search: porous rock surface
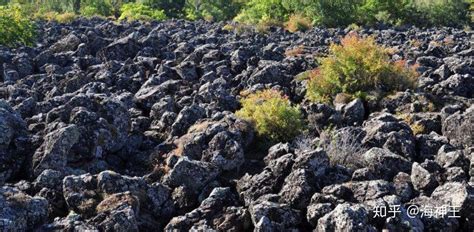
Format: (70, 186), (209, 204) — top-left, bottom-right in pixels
(0, 18), (473, 231)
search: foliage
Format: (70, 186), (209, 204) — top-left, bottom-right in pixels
(119, 2), (166, 21)
(80, 0), (113, 17)
(306, 33), (418, 103)
(55, 12), (78, 23)
(285, 13), (312, 32)
(413, 0), (470, 27)
(34, 10), (78, 23)
(139, 0), (185, 18)
(357, 0), (413, 25)
(184, 0), (243, 21)
(234, 0), (288, 24)
(1, 0), (471, 27)
(0, 4), (36, 47)
(236, 89), (303, 143)
(286, 0), (362, 27)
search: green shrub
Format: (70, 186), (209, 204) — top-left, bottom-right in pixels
(285, 13), (312, 32)
(288, 0), (470, 27)
(234, 0), (288, 24)
(357, 0), (413, 25)
(0, 4), (36, 47)
(306, 33), (418, 103)
(236, 89), (303, 143)
(119, 2), (166, 21)
(413, 0), (470, 27)
(184, 0), (243, 21)
(139, 0), (185, 18)
(35, 11), (78, 23)
(80, 0), (113, 17)
(55, 12), (78, 23)
(283, 0), (362, 27)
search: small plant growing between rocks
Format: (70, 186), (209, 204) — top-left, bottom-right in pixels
(236, 89), (303, 144)
(285, 14), (312, 32)
(320, 127), (368, 169)
(285, 45), (306, 57)
(410, 122), (425, 135)
(306, 33), (418, 104)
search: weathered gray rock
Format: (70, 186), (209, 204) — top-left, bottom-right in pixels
(0, 186), (49, 231)
(165, 187), (249, 231)
(411, 162), (438, 193)
(249, 199), (302, 231)
(442, 105), (473, 148)
(279, 149), (329, 209)
(316, 203), (375, 232)
(361, 148), (411, 180)
(163, 157), (219, 193)
(50, 33), (82, 53)
(0, 100), (29, 184)
(341, 98), (365, 126)
(33, 124), (80, 176)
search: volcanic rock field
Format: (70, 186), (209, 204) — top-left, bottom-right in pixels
(0, 18), (473, 231)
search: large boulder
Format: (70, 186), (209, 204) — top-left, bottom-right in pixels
(0, 100), (29, 184)
(32, 124), (80, 176)
(316, 203), (375, 232)
(442, 105), (473, 148)
(0, 186), (49, 231)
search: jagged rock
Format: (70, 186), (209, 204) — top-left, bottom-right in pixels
(316, 203), (375, 232)
(416, 132), (449, 161)
(249, 198), (302, 231)
(393, 172), (414, 202)
(361, 148), (411, 180)
(163, 157), (219, 194)
(442, 105), (473, 148)
(340, 98), (365, 126)
(0, 100), (29, 184)
(62, 173), (100, 217)
(175, 61), (199, 81)
(165, 187), (249, 231)
(39, 212), (98, 231)
(170, 105), (206, 136)
(202, 131), (244, 171)
(0, 186), (49, 231)
(411, 162), (438, 193)
(279, 149), (329, 209)
(32, 124), (80, 176)
(435, 145), (470, 170)
(50, 33), (82, 53)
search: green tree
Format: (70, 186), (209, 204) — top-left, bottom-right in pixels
(138, 0), (185, 18)
(234, 0), (288, 24)
(185, 0), (243, 21)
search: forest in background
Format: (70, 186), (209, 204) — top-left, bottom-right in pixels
(0, 0), (473, 47)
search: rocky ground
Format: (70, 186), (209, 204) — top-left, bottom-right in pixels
(0, 18), (473, 231)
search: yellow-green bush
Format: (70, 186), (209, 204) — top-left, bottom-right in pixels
(306, 33), (418, 103)
(55, 12), (78, 23)
(0, 4), (36, 47)
(236, 89), (303, 143)
(119, 3), (166, 21)
(285, 13), (312, 32)
(34, 11), (78, 23)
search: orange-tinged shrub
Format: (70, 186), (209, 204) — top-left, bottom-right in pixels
(306, 33), (418, 103)
(285, 14), (312, 32)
